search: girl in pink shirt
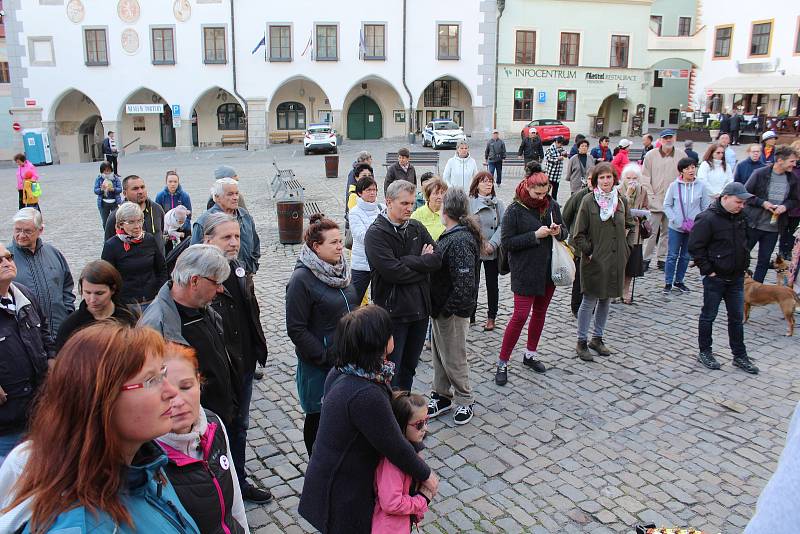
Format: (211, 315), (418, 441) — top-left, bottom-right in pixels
(14, 153), (40, 210)
(372, 392), (431, 533)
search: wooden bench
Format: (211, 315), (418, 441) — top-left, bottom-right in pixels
(383, 151), (440, 174)
(483, 156), (527, 168)
(269, 130), (304, 144)
(221, 133), (246, 146)
(270, 162), (304, 200)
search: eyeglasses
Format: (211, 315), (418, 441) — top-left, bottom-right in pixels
(0, 252), (14, 263)
(408, 416), (429, 431)
(480, 177), (494, 183)
(122, 218), (144, 225)
(120, 365), (168, 392)
(12, 228), (37, 236)
(202, 276), (223, 286)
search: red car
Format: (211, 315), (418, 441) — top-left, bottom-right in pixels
(520, 119), (571, 144)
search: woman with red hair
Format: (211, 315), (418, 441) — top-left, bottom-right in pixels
(494, 162), (567, 386)
(0, 323), (199, 534)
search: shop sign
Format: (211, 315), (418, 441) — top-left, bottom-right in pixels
(538, 91), (546, 103)
(558, 91), (567, 102)
(514, 89), (525, 99)
(585, 72), (639, 82)
(618, 87), (628, 99)
(126, 103), (164, 114)
(504, 67), (577, 79)
(658, 69), (690, 79)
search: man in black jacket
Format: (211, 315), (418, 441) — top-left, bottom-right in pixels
(365, 180), (441, 390)
(688, 182), (758, 374)
(203, 213), (272, 504)
(484, 129), (507, 185)
(104, 175), (165, 253)
(383, 147), (417, 194)
(0, 243), (55, 462)
(518, 128), (544, 164)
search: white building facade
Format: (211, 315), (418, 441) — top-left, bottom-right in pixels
(495, 0), (704, 140)
(4, 0), (496, 163)
(694, 0), (800, 118)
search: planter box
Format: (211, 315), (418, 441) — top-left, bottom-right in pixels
(677, 129), (710, 142)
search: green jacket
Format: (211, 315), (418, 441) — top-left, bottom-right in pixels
(572, 193), (634, 299)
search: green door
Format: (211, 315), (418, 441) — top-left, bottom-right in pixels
(347, 95), (382, 140)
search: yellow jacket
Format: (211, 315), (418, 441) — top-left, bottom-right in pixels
(411, 204), (445, 241)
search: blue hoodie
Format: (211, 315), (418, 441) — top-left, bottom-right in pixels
(155, 185), (193, 232)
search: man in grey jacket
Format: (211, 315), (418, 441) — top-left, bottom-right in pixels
(9, 208), (74, 338)
(484, 129), (507, 186)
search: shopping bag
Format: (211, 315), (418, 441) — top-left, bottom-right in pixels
(551, 238), (575, 286)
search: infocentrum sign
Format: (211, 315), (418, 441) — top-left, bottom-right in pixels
(503, 67), (639, 82)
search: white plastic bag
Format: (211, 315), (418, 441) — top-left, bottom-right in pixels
(551, 238), (575, 286)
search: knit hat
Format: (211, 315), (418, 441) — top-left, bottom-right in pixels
(214, 165), (237, 180)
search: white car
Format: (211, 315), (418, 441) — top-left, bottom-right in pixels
(422, 119), (466, 149)
(303, 124), (338, 155)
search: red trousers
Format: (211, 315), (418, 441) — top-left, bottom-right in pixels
(499, 285), (556, 362)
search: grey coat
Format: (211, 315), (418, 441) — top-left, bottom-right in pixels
(565, 153), (597, 194)
(470, 196), (506, 260)
(9, 239), (75, 338)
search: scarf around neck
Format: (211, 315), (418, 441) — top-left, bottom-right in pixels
(116, 229), (144, 252)
(593, 186), (620, 222)
(157, 407), (209, 458)
(337, 360), (396, 386)
(515, 173), (551, 212)
(299, 243), (351, 288)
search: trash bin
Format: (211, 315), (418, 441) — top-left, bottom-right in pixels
(324, 154), (339, 178)
(276, 200), (303, 245)
(407, 133), (416, 145)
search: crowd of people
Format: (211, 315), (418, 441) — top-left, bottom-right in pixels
(0, 125), (799, 532)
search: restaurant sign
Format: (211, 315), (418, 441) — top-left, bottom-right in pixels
(504, 67), (639, 83)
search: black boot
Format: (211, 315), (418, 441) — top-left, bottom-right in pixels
(733, 356), (759, 375)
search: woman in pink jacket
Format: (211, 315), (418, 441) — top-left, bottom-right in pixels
(14, 153), (39, 210)
(372, 392), (432, 533)
(611, 139), (632, 177)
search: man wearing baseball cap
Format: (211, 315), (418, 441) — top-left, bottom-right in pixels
(688, 181), (758, 374)
(640, 129), (686, 271)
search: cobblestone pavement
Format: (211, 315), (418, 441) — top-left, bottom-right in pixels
(2, 139), (796, 534)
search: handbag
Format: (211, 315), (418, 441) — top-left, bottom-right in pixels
(497, 244), (510, 275)
(344, 227), (353, 250)
(551, 238), (576, 286)
(639, 218), (652, 240)
(677, 184), (694, 233)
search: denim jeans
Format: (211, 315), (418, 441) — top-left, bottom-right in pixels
(576, 295), (610, 342)
(231, 368), (255, 484)
(389, 318), (428, 390)
(99, 202), (116, 229)
(351, 269), (371, 305)
(747, 228), (780, 283)
(698, 274), (746, 359)
(0, 432), (23, 468)
(488, 161), (504, 185)
(665, 228), (691, 285)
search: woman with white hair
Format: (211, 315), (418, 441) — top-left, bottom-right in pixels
(619, 163), (651, 304)
(442, 141), (478, 190)
(101, 201), (167, 310)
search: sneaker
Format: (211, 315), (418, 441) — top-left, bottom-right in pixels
(733, 356), (759, 375)
(494, 362), (508, 386)
(453, 404), (474, 425)
(523, 356), (547, 373)
(673, 282), (690, 293)
(657, 260), (666, 271)
(698, 350), (721, 370)
(588, 337), (611, 356)
(576, 340), (594, 361)
(663, 284), (673, 295)
(428, 392), (452, 417)
(241, 482), (273, 504)
(254, 369), (264, 380)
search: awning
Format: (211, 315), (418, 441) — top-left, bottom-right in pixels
(707, 75), (800, 95)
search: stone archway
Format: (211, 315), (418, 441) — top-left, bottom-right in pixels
(596, 94), (633, 137)
(416, 76), (474, 135)
(118, 88), (174, 153)
(268, 77), (332, 144)
(342, 77), (405, 140)
(190, 87), (246, 147)
(50, 89), (103, 163)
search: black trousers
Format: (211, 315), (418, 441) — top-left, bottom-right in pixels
(473, 258), (500, 321)
(730, 129), (740, 145)
(571, 256), (582, 316)
(105, 154), (119, 175)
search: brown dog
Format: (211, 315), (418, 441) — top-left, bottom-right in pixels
(774, 255), (791, 288)
(744, 273), (797, 336)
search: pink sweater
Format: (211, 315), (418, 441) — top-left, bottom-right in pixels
(372, 457), (428, 533)
(16, 161), (39, 190)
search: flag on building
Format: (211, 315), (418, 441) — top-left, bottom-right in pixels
(301, 31), (314, 59)
(251, 35), (266, 55)
(358, 29), (366, 59)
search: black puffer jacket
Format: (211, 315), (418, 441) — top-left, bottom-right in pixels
(688, 199), (750, 278)
(501, 199), (568, 297)
(518, 136), (544, 161)
(365, 214), (441, 323)
(430, 225), (479, 318)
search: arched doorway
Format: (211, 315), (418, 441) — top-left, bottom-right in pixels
(347, 95), (382, 140)
(416, 77), (473, 135)
(269, 77), (332, 144)
(596, 94), (632, 136)
(190, 87), (246, 147)
(50, 89), (103, 163)
(118, 88), (173, 153)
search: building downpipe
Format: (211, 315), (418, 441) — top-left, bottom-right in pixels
(492, 0), (505, 129)
(230, 0), (249, 150)
(402, 0), (415, 143)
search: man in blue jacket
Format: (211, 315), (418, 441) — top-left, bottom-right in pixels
(733, 144), (765, 184)
(590, 136), (613, 162)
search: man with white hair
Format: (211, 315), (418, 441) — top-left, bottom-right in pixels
(192, 178), (261, 274)
(206, 165), (247, 210)
(139, 244), (240, 430)
(8, 208), (75, 336)
(203, 213), (272, 504)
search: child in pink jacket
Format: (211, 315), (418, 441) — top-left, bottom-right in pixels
(14, 153), (39, 210)
(372, 392), (431, 533)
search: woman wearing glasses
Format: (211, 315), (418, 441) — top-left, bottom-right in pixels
(299, 305), (438, 534)
(157, 343), (248, 534)
(0, 324), (200, 533)
(101, 201), (168, 312)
